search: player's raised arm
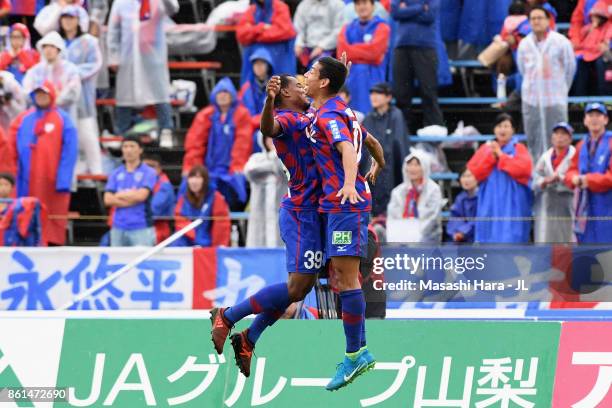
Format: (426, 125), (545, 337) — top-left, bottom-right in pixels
(260, 76), (282, 138)
(363, 132), (385, 185)
(336, 141), (365, 205)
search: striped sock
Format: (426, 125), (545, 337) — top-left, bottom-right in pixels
(340, 289), (365, 354)
(247, 310), (283, 345)
(224, 283), (289, 325)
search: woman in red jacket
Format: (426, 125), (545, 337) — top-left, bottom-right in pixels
(236, 0), (296, 83)
(0, 24), (40, 84)
(573, 1), (612, 96)
(467, 113), (533, 243)
(569, 0), (612, 46)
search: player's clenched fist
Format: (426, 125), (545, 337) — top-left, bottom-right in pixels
(266, 76), (281, 98)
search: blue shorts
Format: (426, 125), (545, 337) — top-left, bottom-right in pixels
(279, 207), (326, 273)
(325, 212), (369, 258)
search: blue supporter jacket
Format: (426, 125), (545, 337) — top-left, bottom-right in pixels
(0, 197), (44, 246)
(569, 131), (612, 243)
(338, 16), (390, 113)
(237, 0), (296, 84)
(390, 0), (439, 49)
(468, 138), (533, 243)
(458, 0), (512, 47)
(446, 190), (478, 243)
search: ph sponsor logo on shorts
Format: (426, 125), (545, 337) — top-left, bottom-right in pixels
(332, 231), (352, 246)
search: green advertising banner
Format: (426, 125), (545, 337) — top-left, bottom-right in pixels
(0, 319), (562, 407)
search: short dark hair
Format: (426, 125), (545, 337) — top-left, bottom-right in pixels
(339, 85), (350, 97)
(528, 5), (550, 19)
(509, 1), (527, 15)
(493, 113), (515, 129)
(274, 74), (292, 108)
(143, 153), (162, 164)
(317, 57), (348, 95)
(354, 0), (375, 5)
(122, 135), (143, 148)
(0, 172), (15, 186)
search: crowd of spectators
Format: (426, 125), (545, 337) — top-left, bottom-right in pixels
(0, 0), (609, 247)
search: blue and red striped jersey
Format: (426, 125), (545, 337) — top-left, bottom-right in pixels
(273, 109), (322, 210)
(307, 96), (371, 213)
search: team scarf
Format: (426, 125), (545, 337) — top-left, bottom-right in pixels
(403, 184), (421, 218)
(140, 0), (151, 21)
(551, 147), (569, 170)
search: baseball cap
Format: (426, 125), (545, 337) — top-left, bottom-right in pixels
(33, 84), (52, 94)
(369, 83), (393, 95)
(552, 122), (574, 135)
(585, 102), (608, 116)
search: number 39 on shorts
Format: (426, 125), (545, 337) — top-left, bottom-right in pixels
(303, 250), (324, 270)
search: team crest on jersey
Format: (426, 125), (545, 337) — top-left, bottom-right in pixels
(329, 120), (341, 140)
(332, 231), (352, 245)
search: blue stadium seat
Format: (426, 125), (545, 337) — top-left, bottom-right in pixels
(410, 133), (588, 143)
(412, 96), (612, 105)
